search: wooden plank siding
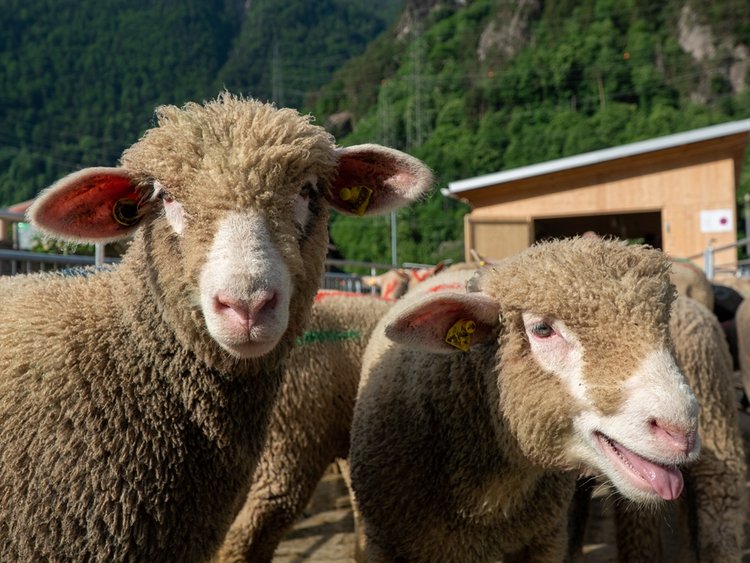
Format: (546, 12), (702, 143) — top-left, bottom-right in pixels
(449, 127), (749, 269)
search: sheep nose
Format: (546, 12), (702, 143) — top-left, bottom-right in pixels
(650, 419), (696, 455)
(214, 291), (279, 328)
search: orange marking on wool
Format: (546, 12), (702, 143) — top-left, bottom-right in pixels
(382, 279), (400, 299)
(426, 283), (464, 293)
(410, 269), (432, 283)
(315, 290), (394, 303)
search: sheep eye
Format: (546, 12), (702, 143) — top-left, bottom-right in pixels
(530, 322), (554, 338)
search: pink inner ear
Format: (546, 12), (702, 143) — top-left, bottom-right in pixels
(328, 154), (390, 214)
(326, 145), (431, 216)
(386, 293), (500, 353)
(32, 172), (143, 241)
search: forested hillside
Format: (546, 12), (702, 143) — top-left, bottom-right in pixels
(314, 0), (750, 265)
(0, 0), (401, 204)
(3, 0), (750, 266)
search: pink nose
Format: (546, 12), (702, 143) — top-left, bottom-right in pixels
(214, 291), (278, 328)
(650, 419), (696, 455)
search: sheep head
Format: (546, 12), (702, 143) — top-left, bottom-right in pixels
(28, 93), (433, 361)
(384, 237), (700, 505)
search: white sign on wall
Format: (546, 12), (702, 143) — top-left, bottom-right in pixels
(700, 209), (734, 233)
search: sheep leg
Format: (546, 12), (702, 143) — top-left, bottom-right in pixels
(217, 399), (351, 562)
(565, 476), (595, 563)
(336, 459), (369, 563)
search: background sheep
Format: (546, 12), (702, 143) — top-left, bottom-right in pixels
(217, 290), (394, 562)
(349, 237), (700, 562)
(735, 297), (750, 414)
(0, 93), (432, 561)
(713, 273), (750, 298)
(670, 259), (714, 311)
(361, 261), (447, 299)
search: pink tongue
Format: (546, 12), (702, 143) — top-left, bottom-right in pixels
(616, 443), (684, 500)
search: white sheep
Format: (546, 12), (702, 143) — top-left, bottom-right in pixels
(361, 262), (447, 299)
(0, 92), (432, 561)
(349, 237), (701, 562)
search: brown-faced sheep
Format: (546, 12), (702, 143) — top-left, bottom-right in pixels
(0, 93), (432, 562)
(569, 294), (746, 563)
(217, 290), (394, 562)
(349, 237), (700, 563)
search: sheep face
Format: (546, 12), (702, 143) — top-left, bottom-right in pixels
(509, 307), (700, 504)
(384, 237), (699, 505)
(28, 94), (433, 360)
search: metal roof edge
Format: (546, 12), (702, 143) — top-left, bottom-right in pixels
(447, 119), (750, 194)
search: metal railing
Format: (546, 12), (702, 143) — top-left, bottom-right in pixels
(0, 212), (420, 292)
(685, 237), (750, 280)
(0, 209), (115, 275)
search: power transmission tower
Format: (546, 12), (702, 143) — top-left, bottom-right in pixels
(377, 83), (399, 266)
(407, 20), (426, 149)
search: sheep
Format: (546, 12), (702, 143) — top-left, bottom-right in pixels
(216, 290), (394, 562)
(670, 259), (714, 311)
(349, 237), (701, 563)
(0, 92), (433, 562)
(569, 293), (747, 562)
(216, 267), (480, 562)
(713, 273), (750, 298)
(361, 261), (447, 300)
(738, 297), (750, 402)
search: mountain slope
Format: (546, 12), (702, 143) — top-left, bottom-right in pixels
(0, 0), (402, 205)
(312, 0), (750, 265)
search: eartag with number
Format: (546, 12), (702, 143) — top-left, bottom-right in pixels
(445, 319), (477, 352)
(339, 185), (373, 216)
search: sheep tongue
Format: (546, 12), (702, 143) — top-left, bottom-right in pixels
(620, 446), (684, 500)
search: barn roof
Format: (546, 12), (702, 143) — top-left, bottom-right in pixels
(446, 119), (750, 195)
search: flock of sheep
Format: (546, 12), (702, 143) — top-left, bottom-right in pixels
(0, 92), (747, 562)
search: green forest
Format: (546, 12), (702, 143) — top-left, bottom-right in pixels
(3, 0), (750, 266)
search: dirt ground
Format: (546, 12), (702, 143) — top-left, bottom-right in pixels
(273, 388), (750, 563)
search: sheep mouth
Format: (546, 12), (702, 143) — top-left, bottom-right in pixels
(594, 432), (684, 500)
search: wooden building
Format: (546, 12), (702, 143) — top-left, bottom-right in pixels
(444, 120), (750, 270)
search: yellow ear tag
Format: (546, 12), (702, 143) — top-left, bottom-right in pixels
(445, 319), (476, 352)
(112, 198), (141, 227)
(339, 185), (373, 216)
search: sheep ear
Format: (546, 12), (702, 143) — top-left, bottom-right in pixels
(27, 167), (151, 243)
(385, 292), (501, 353)
(325, 144), (433, 216)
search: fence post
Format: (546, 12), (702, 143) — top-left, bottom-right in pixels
(94, 243), (105, 268)
(703, 241), (715, 280)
